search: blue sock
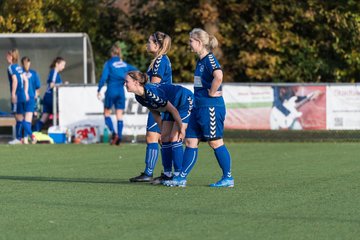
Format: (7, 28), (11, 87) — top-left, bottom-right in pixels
(16, 121), (23, 140)
(172, 141), (183, 174)
(214, 145), (232, 178)
(144, 143), (159, 176)
(23, 121), (33, 138)
(179, 147), (198, 179)
(161, 142), (172, 173)
(117, 120), (123, 140)
(105, 116), (115, 134)
(34, 120), (44, 132)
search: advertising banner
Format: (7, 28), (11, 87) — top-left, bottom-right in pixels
(326, 85), (360, 130)
(270, 85), (326, 130)
(223, 85), (273, 129)
(58, 85), (148, 137)
(223, 85), (326, 130)
(58, 83), (360, 134)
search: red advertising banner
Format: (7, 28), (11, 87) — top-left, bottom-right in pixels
(224, 85), (326, 130)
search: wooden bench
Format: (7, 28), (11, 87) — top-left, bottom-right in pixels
(0, 117), (16, 138)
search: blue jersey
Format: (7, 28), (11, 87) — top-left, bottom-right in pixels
(146, 54), (172, 84)
(7, 64), (26, 102)
(45, 69), (62, 95)
(193, 53), (224, 107)
(97, 56), (137, 93)
(24, 69), (41, 98)
(135, 83), (192, 112)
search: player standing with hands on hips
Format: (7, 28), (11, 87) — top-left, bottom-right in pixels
(165, 28), (234, 188)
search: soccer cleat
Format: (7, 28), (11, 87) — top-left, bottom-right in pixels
(110, 133), (118, 145)
(115, 138), (121, 146)
(164, 176), (187, 187)
(209, 177), (234, 188)
(8, 138), (22, 145)
(151, 173), (172, 185)
(129, 172), (153, 182)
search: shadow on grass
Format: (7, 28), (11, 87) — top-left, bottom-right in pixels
(0, 175), (141, 185)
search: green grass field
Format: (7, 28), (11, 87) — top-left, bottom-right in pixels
(0, 142), (359, 240)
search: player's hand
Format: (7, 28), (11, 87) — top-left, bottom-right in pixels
(97, 92), (102, 101)
(208, 89), (222, 97)
(178, 124), (186, 142)
(25, 92), (29, 101)
(11, 95), (17, 104)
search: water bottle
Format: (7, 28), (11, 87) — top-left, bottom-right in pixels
(103, 127), (109, 143)
(66, 128), (72, 144)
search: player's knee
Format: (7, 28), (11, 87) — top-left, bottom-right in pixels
(185, 138), (198, 148)
(208, 138), (224, 149)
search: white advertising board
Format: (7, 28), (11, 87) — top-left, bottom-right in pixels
(58, 85), (149, 137)
(326, 85), (360, 130)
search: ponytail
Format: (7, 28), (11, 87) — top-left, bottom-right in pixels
(110, 41), (122, 59)
(50, 56), (65, 69)
(149, 31), (171, 69)
(190, 28), (218, 51)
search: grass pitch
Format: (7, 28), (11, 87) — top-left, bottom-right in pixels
(0, 142), (359, 240)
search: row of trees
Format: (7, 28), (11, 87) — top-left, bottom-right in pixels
(1, 0), (360, 83)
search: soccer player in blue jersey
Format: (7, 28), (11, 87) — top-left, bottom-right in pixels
(166, 28), (234, 188)
(125, 71), (193, 178)
(97, 42), (137, 145)
(34, 57), (66, 131)
(21, 57), (41, 144)
(129, 32), (175, 183)
(6, 49), (29, 145)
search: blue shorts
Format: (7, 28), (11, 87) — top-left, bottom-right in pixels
(163, 93), (194, 124)
(186, 105), (226, 141)
(104, 90), (125, 110)
(11, 101), (26, 114)
(42, 94), (54, 114)
(147, 112), (161, 133)
(25, 97), (36, 113)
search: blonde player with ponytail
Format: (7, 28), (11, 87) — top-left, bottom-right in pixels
(129, 32), (177, 184)
(166, 28), (234, 188)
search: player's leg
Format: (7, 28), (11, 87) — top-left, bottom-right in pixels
(159, 120), (174, 179)
(113, 93), (125, 145)
(206, 106), (234, 188)
(114, 109), (124, 145)
(34, 96), (51, 132)
(23, 98), (36, 143)
(170, 93), (193, 177)
(103, 92), (117, 144)
(9, 102), (25, 144)
(165, 109), (199, 187)
(169, 122), (187, 177)
(129, 112), (160, 182)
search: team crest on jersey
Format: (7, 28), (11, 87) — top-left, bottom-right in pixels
(16, 66), (24, 73)
(200, 64), (204, 72)
(25, 72), (33, 78)
(113, 61), (127, 68)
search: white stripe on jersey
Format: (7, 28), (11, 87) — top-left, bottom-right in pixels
(52, 71), (58, 82)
